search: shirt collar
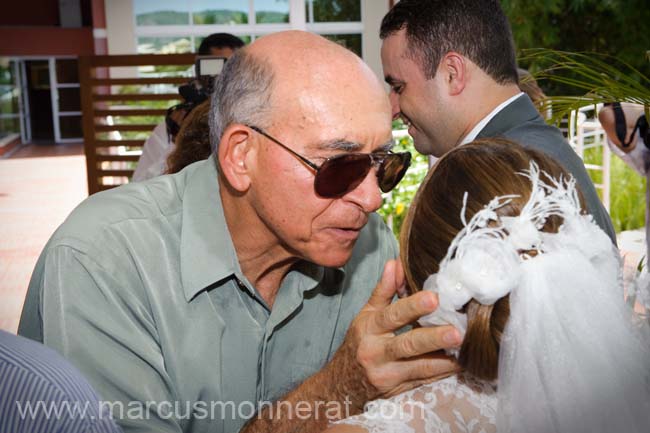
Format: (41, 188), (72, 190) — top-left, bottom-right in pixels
(460, 92), (524, 145)
(179, 155), (339, 302)
(180, 156), (241, 301)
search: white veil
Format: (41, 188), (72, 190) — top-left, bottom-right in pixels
(418, 162), (650, 432)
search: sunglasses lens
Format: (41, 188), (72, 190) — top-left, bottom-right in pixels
(315, 154), (371, 198)
(378, 152), (411, 192)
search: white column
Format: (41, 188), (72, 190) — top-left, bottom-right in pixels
(361, 0), (390, 82)
(105, 0), (137, 54)
(104, 0), (137, 78)
(290, 0), (307, 31)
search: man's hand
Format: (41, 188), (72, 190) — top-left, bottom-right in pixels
(241, 260), (461, 432)
(324, 259), (461, 410)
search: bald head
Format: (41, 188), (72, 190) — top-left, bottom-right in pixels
(249, 31), (387, 128)
(209, 31), (390, 152)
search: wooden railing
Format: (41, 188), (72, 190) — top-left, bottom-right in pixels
(78, 54), (195, 195)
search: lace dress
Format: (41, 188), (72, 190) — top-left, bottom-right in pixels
(333, 374), (497, 433)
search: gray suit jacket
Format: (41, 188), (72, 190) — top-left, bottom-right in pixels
(476, 94), (617, 243)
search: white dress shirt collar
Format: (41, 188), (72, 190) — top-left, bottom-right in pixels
(460, 92), (524, 145)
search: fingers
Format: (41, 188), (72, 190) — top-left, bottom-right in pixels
(382, 355), (462, 398)
(384, 325), (462, 360)
(366, 260), (401, 309)
(364, 353), (461, 398)
(401, 354), (460, 382)
(369, 290), (439, 333)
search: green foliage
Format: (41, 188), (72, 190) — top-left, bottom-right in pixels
(136, 11), (189, 26)
(137, 38), (192, 54)
(0, 63), (13, 85)
(377, 122), (429, 238)
(256, 11), (289, 24)
(322, 34), (362, 57)
(516, 47), (648, 233)
(0, 88), (19, 115)
(519, 49), (650, 126)
(583, 146), (646, 233)
(503, 0), (650, 95)
(0, 117), (20, 138)
(311, 0), (360, 22)
(192, 10), (248, 25)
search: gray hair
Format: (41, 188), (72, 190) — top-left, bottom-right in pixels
(209, 49), (275, 155)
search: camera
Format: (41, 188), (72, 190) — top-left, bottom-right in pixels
(166, 56), (227, 139)
(177, 56), (227, 105)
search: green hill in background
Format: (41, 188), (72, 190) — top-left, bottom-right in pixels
(137, 9), (289, 26)
(136, 11), (189, 26)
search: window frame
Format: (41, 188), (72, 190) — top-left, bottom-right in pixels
(132, 0), (364, 57)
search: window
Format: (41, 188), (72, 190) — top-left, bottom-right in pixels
(52, 58), (82, 141)
(0, 60), (20, 139)
(192, 0), (249, 25)
(305, 0), (362, 56)
(134, 0), (190, 25)
(133, 0), (363, 57)
(322, 33), (361, 56)
(256, 0), (290, 24)
(307, 0), (360, 22)
(137, 37), (193, 54)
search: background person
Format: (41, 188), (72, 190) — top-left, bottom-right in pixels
(0, 330), (122, 433)
(517, 67), (547, 117)
(132, 33), (245, 182)
(599, 102), (650, 300)
(165, 100), (211, 174)
(378, 0), (616, 242)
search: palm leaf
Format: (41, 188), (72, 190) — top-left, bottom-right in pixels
(519, 48), (650, 126)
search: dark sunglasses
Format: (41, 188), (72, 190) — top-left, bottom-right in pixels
(247, 125), (411, 198)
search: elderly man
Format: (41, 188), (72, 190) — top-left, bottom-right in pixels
(379, 0), (616, 241)
(19, 31), (459, 433)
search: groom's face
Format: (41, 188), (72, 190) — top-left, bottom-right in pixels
(381, 29), (458, 157)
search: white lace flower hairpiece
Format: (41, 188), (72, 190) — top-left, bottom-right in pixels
(411, 160), (650, 433)
(417, 161), (614, 354)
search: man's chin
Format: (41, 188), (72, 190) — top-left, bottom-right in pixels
(309, 249), (354, 269)
(413, 137), (447, 158)
(413, 141), (434, 156)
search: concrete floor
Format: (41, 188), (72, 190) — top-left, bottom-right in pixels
(0, 142), (87, 333)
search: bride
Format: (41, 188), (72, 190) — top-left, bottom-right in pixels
(325, 139), (650, 433)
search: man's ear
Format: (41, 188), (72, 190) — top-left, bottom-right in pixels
(439, 52), (467, 96)
(217, 124), (254, 192)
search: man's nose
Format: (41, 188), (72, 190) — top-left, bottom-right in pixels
(343, 168), (383, 213)
(389, 91), (401, 121)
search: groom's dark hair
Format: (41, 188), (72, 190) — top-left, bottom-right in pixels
(380, 0), (519, 85)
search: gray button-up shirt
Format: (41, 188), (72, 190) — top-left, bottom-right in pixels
(19, 156), (398, 433)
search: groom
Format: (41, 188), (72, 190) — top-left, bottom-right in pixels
(379, 0), (616, 242)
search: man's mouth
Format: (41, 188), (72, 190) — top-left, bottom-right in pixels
(400, 113), (414, 130)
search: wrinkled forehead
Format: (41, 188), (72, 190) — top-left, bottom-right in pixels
(269, 59), (392, 148)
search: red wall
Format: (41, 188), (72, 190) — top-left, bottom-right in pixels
(1, 1), (60, 26)
(0, 27), (94, 56)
